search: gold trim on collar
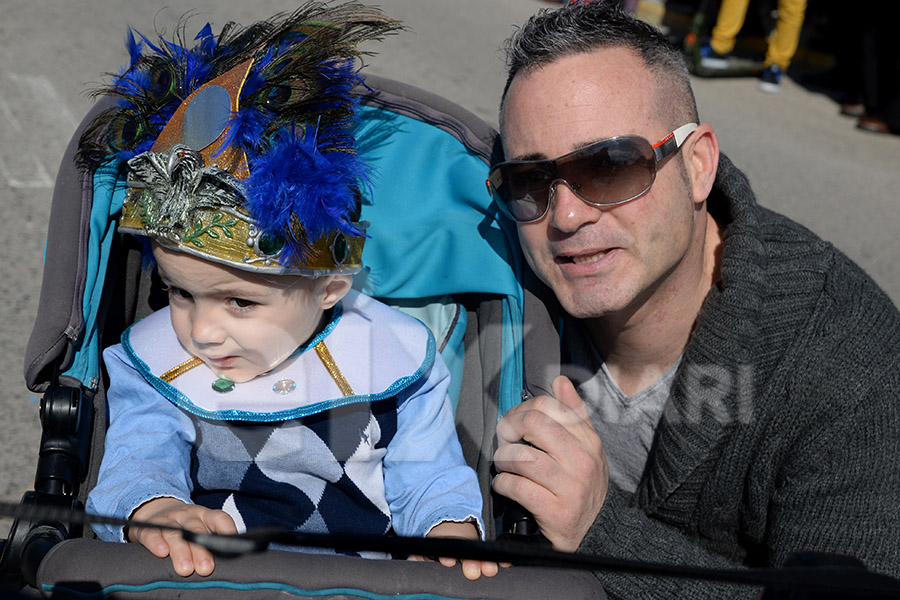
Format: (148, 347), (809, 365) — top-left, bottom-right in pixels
(159, 342), (353, 397)
(160, 356), (204, 383)
(314, 341), (354, 397)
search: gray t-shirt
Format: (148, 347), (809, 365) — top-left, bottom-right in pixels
(561, 321), (681, 493)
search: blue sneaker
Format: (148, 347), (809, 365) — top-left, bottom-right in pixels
(758, 65), (783, 93)
(699, 42), (730, 70)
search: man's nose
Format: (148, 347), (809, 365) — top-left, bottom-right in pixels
(190, 306), (226, 345)
(547, 180), (602, 232)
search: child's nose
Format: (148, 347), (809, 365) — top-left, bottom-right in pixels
(190, 307), (226, 345)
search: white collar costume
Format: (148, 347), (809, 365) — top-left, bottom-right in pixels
(123, 290), (435, 421)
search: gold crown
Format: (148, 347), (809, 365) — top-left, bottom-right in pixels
(116, 56), (366, 276)
(119, 172), (366, 276)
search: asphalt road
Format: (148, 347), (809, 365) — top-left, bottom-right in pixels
(1, 0), (898, 538)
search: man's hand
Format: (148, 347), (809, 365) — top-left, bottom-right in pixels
(492, 375), (609, 552)
(409, 521), (506, 580)
(128, 497), (238, 576)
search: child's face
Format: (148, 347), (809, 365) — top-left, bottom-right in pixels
(152, 243), (349, 383)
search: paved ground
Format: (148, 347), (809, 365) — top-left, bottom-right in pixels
(1, 0), (898, 538)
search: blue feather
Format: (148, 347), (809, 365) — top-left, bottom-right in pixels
(194, 22), (216, 52)
(243, 125), (369, 266)
(124, 29), (143, 69)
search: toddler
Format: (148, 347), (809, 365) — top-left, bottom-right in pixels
(83, 2), (496, 580)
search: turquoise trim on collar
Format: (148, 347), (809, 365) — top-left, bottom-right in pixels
(120, 304), (436, 423)
(295, 302), (342, 356)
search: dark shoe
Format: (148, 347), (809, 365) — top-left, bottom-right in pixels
(758, 65), (783, 93)
(699, 42), (730, 70)
(839, 103), (866, 118)
(857, 116), (890, 134)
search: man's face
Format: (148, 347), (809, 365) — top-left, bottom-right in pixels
(153, 244), (333, 383)
(501, 47), (704, 322)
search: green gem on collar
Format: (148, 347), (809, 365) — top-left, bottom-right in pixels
(212, 376), (235, 393)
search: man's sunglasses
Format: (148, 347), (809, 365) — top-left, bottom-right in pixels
(486, 123), (699, 223)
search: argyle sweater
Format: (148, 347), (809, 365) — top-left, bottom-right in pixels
(88, 290), (482, 547)
(523, 155), (900, 598)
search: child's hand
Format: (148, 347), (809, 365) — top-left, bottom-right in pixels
(409, 521), (506, 581)
(128, 497), (237, 577)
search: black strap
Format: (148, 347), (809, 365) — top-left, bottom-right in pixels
(2, 501), (899, 598)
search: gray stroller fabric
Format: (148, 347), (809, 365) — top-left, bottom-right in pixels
(36, 538), (607, 600)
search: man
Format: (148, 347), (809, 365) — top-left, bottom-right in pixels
(487, 2), (900, 597)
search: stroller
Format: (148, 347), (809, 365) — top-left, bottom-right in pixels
(0, 69), (607, 599)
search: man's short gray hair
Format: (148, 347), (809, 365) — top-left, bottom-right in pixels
(500, 1), (699, 131)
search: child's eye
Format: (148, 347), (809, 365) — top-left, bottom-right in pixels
(230, 298), (256, 309)
(164, 285), (193, 301)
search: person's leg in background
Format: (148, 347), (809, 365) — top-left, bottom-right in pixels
(709, 0), (752, 56)
(763, 0), (807, 70)
(757, 0), (807, 92)
(857, 3), (900, 133)
(831, 0), (867, 117)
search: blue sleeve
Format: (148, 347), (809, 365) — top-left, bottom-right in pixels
(86, 344), (196, 542)
(381, 352), (484, 538)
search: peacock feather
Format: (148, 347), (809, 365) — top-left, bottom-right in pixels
(78, 1), (402, 272)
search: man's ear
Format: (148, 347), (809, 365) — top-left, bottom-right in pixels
(685, 123), (719, 206)
(319, 275), (353, 310)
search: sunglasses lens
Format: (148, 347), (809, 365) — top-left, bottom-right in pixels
(490, 162), (553, 222)
(560, 136), (655, 205)
(489, 135), (657, 223)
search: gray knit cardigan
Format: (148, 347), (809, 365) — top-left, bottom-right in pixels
(521, 154), (900, 599)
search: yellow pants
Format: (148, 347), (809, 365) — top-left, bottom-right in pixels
(709, 0), (808, 69)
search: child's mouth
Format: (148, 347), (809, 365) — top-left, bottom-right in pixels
(207, 355), (238, 368)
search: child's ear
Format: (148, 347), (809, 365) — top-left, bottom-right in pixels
(319, 275), (353, 310)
